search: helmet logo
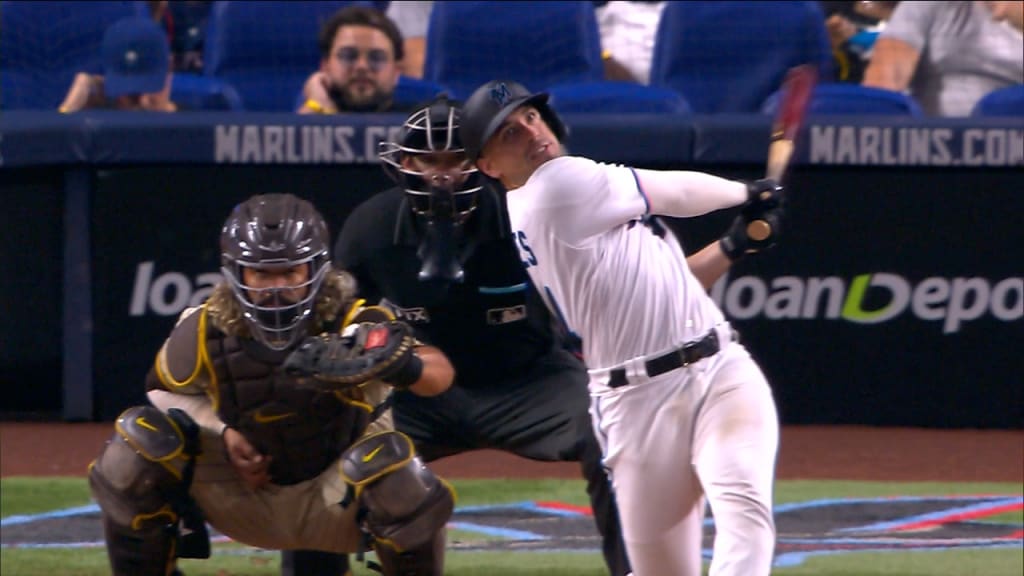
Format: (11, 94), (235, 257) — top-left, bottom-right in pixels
(490, 82), (511, 107)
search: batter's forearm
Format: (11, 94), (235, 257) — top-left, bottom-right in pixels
(147, 389), (227, 436)
(687, 242), (733, 291)
(635, 169), (747, 217)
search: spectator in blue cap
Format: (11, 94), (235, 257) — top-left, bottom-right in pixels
(59, 16), (178, 112)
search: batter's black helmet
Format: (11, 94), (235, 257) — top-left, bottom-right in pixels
(460, 80), (566, 161)
(220, 193), (331, 350)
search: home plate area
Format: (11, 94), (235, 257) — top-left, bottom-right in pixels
(2, 495), (1021, 566)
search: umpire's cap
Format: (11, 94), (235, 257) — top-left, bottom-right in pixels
(460, 80), (566, 161)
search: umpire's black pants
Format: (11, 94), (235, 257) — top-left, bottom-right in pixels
(284, 349), (631, 576)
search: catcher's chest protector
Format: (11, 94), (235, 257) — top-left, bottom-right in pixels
(205, 326), (373, 485)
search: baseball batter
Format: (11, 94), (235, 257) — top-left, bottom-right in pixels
(461, 80), (782, 576)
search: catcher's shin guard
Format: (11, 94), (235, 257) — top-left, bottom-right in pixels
(341, 431), (454, 576)
(88, 405), (208, 576)
(374, 528), (446, 576)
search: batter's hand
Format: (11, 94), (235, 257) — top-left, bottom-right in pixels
(721, 181), (786, 261)
(222, 426), (272, 489)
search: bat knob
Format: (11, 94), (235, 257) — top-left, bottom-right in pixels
(747, 220), (772, 241)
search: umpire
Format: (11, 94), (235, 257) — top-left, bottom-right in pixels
(284, 95), (632, 576)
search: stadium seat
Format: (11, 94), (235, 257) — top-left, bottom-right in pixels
(170, 74), (243, 111)
(649, 1), (834, 114)
(761, 83), (924, 117)
(423, 1), (605, 101)
(393, 75), (449, 108)
(547, 81), (692, 115)
(970, 84), (1024, 117)
(203, 1), (372, 111)
(0, 1), (149, 109)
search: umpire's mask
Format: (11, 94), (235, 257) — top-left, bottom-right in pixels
(379, 95), (484, 283)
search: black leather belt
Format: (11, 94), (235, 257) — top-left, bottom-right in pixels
(608, 329), (723, 388)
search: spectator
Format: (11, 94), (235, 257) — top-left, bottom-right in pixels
(386, 0), (432, 79)
(594, 1), (666, 84)
(297, 5), (405, 114)
(820, 1), (899, 83)
(387, 1), (666, 84)
(863, 1), (1024, 116)
(150, 1), (213, 73)
(58, 16), (178, 112)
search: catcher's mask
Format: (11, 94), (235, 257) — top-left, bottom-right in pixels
(220, 193), (331, 350)
(379, 95), (484, 282)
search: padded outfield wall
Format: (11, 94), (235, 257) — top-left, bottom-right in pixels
(1, 111), (1020, 427)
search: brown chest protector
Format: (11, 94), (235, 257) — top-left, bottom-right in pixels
(206, 326), (375, 485)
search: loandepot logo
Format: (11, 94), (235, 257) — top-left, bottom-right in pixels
(709, 273), (1022, 334)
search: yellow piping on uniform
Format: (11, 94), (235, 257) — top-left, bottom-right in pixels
(132, 504), (178, 530)
(341, 299), (367, 329)
(196, 306), (220, 412)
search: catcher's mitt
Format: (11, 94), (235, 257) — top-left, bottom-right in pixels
(284, 321), (420, 389)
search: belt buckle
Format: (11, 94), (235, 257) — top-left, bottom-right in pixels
(677, 341), (697, 368)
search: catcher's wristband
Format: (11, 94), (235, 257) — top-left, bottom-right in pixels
(382, 353), (423, 389)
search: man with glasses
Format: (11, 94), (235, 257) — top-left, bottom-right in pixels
(297, 5), (407, 114)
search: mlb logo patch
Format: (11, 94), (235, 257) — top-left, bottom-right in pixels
(487, 305), (526, 325)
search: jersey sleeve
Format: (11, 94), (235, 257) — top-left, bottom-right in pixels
(532, 156), (647, 246)
(879, 1), (937, 51)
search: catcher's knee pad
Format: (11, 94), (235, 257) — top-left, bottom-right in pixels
(88, 405), (206, 576)
(340, 431), (454, 555)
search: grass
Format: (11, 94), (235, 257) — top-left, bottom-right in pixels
(1, 477), (1021, 576)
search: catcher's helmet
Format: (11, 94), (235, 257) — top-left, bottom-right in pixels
(220, 193), (331, 350)
(378, 94), (484, 220)
(460, 80), (566, 161)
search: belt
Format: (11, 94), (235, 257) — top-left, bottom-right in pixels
(607, 329), (725, 389)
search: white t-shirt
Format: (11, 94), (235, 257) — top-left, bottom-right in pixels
(881, 1), (1024, 116)
(595, 1), (666, 85)
(505, 156), (726, 371)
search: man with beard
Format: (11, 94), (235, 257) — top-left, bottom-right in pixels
(88, 194), (455, 576)
(297, 5), (407, 114)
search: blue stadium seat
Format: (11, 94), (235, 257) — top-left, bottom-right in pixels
(971, 84), (1024, 117)
(393, 75), (449, 108)
(761, 83), (924, 117)
(649, 1), (834, 114)
(0, 1), (149, 109)
(547, 81), (692, 115)
(170, 74), (243, 111)
(423, 1), (605, 101)
(203, 1), (372, 111)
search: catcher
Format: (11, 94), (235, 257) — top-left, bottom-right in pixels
(87, 193), (454, 576)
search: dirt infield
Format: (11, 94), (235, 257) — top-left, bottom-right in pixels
(1, 422), (1021, 482)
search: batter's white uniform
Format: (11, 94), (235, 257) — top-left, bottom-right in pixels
(505, 156), (779, 576)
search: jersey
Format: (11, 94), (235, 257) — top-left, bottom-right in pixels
(504, 155), (726, 372)
(881, 1), (1024, 116)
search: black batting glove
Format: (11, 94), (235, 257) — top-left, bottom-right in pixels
(745, 178), (784, 210)
(721, 180), (786, 261)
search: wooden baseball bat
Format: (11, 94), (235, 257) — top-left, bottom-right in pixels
(748, 64), (818, 241)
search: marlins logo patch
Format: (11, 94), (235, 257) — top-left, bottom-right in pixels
(490, 82), (511, 107)
(487, 305), (526, 325)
